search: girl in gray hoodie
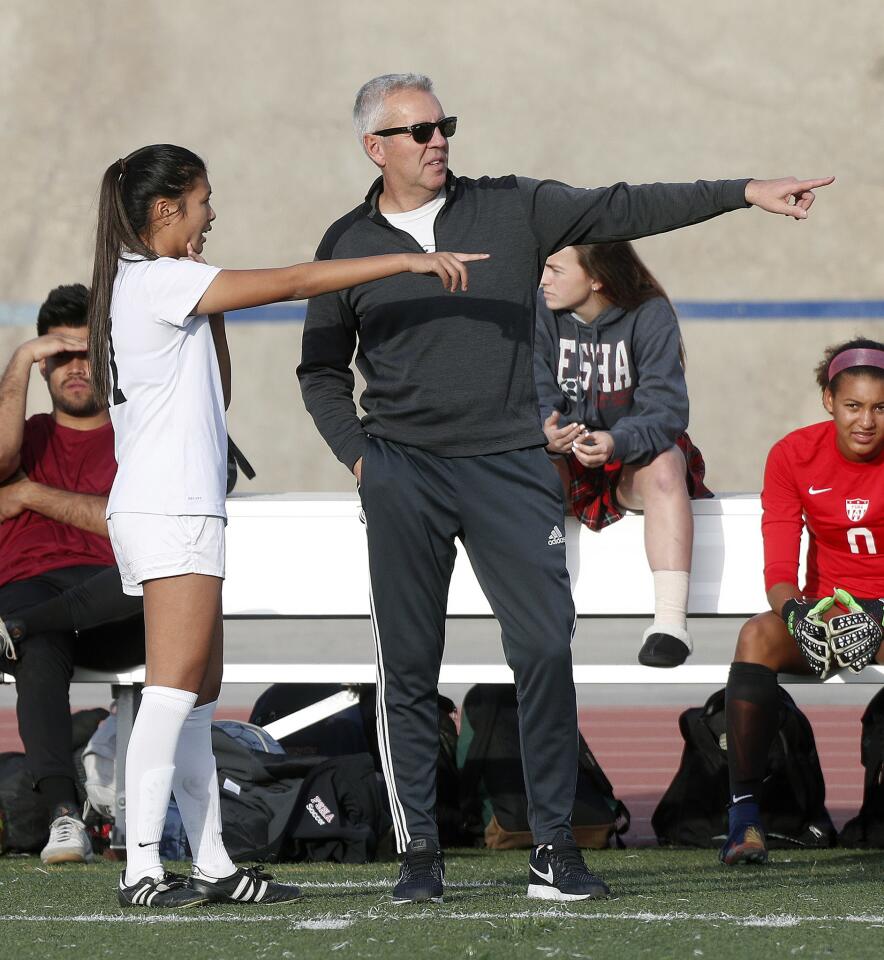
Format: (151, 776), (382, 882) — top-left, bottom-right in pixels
(534, 241), (711, 668)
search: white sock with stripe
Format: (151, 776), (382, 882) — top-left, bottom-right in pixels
(172, 700), (236, 880)
(124, 685), (197, 886)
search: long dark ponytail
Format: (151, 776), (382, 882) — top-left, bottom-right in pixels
(87, 144), (207, 401)
(572, 241), (686, 366)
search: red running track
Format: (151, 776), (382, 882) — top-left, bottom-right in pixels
(0, 705), (866, 847)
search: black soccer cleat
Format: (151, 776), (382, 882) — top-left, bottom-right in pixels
(118, 870), (208, 909)
(719, 821), (768, 866)
(638, 632), (691, 668)
(392, 837), (445, 904)
(527, 831), (611, 901)
(190, 865), (303, 904)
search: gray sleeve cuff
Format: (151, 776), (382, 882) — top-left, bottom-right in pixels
(724, 178), (753, 210)
(340, 434), (368, 473)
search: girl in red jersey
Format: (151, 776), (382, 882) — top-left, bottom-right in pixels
(720, 337), (884, 866)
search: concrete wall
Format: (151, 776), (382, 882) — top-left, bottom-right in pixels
(2, 1), (882, 491)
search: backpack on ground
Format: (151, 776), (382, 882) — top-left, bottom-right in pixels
(839, 688), (884, 847)
(82, 711), (117, 819)
(211, 724), (308, 861)
(211, 723), (391, 864)
(285, 752), (391, 863)
(457, 684), (630, 849)
(0, 708), (108, 854)
(249, 683), (369, 758)
(82, 706), (389, 863)
(652, 687), (836, 848)
(0, 753), (51, 853)
(162, 719), (287, 860)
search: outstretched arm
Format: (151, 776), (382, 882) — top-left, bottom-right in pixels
(195, 251), (489, 316)
(0, 473), (108, 537)
(520, 175), (834, 256)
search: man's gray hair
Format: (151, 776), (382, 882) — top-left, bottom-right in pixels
(353, 73), (434, 140)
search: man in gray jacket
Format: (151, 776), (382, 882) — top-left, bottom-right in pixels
(297, 72), (832, 904)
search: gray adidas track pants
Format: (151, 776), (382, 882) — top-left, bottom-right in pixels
(359, 436), (579, 850)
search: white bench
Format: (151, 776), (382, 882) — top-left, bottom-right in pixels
(4, 493), (882, 845)
(66, 492), (884, 687)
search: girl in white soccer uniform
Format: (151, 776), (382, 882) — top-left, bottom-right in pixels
(87, 143), (484, 908)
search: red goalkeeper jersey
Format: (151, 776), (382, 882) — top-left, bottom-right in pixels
(762, 420), (884, 598)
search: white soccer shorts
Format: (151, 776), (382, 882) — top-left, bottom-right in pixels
(107, 513), (226, 596)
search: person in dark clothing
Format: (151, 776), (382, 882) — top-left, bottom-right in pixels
(0, 284), (145, 865)
(296, 71), (833, 904)
(535, 241), (712, 669)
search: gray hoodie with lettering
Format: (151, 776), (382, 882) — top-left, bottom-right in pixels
(533, 292), (688, 465)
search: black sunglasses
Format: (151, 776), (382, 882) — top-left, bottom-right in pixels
(372, 116), (457, 144)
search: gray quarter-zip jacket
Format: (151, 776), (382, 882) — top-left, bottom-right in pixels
(297, 172), (748, 469)
(534, 293), (687, 465)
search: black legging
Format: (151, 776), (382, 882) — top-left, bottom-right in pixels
(1, 565), (145, 812)
(7, 565), (143, 637)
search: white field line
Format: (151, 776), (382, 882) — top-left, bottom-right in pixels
(1, 910), (884, 928)
(0, 914), (353, 928)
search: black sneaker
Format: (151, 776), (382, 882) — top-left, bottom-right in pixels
(118, 870), (208, 909)
(719, 820), (768, 866)
(638, 632), (691, 668)
(527, 831), (611, 901)
(190, 865), (302, 904)
(392, 837), (445, 904)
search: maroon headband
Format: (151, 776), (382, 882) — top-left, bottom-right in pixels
(827, 348), (884, 382)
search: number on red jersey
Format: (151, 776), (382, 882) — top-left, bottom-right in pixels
(847, 527), (877, 556)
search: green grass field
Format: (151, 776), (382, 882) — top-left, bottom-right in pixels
(2, 849), (884, 959)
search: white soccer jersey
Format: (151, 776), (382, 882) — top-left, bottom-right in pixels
(106, 255), (228, 519)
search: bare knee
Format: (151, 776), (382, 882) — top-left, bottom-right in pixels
(734, 613), (793, 669)
(643, 447), (688, 499)
(620, 447), (687, 508)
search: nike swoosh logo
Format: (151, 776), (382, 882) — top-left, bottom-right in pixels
(731, 793), (753, 804)
(530, 863), (554, 883)
(808, 486), (832, 495)
(137, 841), (159, 848)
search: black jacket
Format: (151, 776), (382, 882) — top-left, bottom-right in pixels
(297, 172), (748, 468)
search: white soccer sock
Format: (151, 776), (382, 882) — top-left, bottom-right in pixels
(650, 570), (692, 651)
(172, 700), (236, 880)
(124, 685), (197, 885)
